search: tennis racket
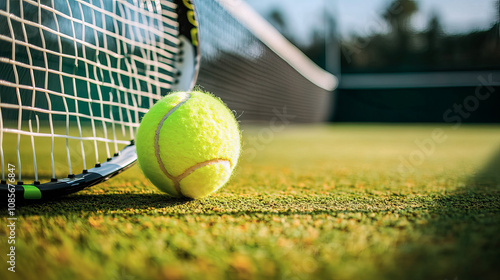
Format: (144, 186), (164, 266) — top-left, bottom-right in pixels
(0, 0), (200, 203)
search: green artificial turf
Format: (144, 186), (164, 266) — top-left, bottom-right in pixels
(1, 124), (500, 280)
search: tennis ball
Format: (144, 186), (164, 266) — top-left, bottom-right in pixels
(136, 90), (240, 199)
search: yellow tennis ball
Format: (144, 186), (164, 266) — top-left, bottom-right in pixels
(136, 90), (240, 199)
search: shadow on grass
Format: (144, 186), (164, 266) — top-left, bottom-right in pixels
(470, 146), (500, 188)
(384, 146), (500, 280)
(11, 193), (194, 214)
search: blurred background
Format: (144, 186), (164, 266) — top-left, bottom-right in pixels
(245, 0), (500, 122)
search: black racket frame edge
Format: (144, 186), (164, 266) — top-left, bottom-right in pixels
(0, 143), (137, 204)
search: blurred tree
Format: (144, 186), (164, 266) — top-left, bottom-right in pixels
(383, 0), (418, 32)
(267, 9), (291, 41)
(382, 0), (418, 66)
(340, 0), (500, 73)
(262, 0), (498, 73)
(424, 12), (442, 67)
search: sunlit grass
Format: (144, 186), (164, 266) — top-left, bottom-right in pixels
(1, 124), (499, 280)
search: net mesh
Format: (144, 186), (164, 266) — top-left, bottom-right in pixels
(194, 0), (334, 123)
(0, 0), (181, 183)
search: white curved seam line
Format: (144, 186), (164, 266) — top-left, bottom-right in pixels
(176, 159), (232, 182)
(154, 93), (191, 195)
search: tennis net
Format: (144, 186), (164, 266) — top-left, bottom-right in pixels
(194, 0), (338, 123)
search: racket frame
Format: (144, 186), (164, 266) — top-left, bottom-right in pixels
(0, 0), (200, 203)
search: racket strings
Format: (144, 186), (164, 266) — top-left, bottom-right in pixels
(0, 0), (181, 183)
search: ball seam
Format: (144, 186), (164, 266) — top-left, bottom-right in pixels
(154, 93), (191, 196)
(176, 158), (232, 183)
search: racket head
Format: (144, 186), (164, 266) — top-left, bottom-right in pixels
(0, 0), (200, 203)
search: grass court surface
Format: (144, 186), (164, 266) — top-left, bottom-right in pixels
(1, 124), (500, 280)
